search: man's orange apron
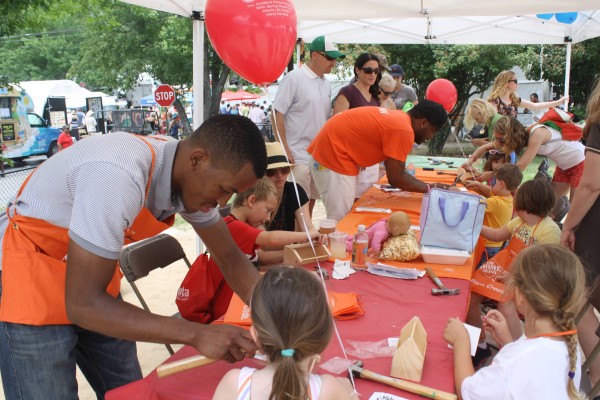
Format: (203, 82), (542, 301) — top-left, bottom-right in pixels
(0, 136), (174, 325)
(471, 221), (540, 301)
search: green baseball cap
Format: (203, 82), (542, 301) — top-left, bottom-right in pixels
(309, 36), (345, 59)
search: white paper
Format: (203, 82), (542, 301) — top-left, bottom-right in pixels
(409, 225), (420, 231)
(388, 337), (399, 347)
(447, 323), (481, 356)
(355, 206), (392, 214)
(373, 183), (402, 192)
(367, 262), (423, 280)
(332, 259), (356, 280)
(369, 392), (409, 400)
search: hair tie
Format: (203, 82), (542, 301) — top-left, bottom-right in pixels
(281, 349), (295, 357)
(568, 370), (576, 380)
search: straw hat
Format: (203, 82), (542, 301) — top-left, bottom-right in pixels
(265, 142), (293, 169)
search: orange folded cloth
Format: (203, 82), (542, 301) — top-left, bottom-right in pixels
(221, 291), (364, 327)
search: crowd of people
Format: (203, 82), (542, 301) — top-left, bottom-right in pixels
(2, 33), (600, 400)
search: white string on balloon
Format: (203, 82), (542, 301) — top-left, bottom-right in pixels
(264, 86), (359, 395)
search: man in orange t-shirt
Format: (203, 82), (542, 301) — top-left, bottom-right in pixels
(307, 100), (449, 220)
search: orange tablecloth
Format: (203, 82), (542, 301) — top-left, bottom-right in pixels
(336, 168), (482, 280)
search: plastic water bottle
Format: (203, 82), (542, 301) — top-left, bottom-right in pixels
(352, 224), (369, 269)
(406, 163), (416, 176)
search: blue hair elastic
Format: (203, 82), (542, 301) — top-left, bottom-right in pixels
(568, 371), (575, 380)
(281, 349), (295, 357)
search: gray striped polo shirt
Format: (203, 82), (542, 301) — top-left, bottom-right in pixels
(0, 132), (218, 267)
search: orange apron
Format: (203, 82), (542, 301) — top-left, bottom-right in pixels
(0, 136), (174, 325)
(471, 221), (540, 301)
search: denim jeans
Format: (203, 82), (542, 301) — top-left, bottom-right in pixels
(476, 246), (502, 269)
(0, 272), (142, 400)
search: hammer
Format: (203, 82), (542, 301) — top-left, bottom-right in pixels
(349, 361), (457, 400)
(426, 267), (460, 296)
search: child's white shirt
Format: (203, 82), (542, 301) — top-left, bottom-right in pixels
(462, 335), (581, 400)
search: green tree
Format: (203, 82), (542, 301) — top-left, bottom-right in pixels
(523, 39), (600, 114)
(0, 0), (59, 86)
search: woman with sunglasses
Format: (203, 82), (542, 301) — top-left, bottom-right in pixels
(333, 53), (381, 114)
(333, 53), (382, 198)
(263, 142), (319, 236)
(464, 116), (584, 221)
(487, 70), (568, 117)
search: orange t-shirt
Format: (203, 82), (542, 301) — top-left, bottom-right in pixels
(307, 107), (414, 175)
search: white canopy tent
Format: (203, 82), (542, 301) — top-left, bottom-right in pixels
(120, 0), (600, 123)
(19, 80), (122, 116)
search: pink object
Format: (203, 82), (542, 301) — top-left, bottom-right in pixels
(345, 219), (390, 253)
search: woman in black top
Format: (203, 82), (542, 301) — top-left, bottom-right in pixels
(264, 142), (319, 236)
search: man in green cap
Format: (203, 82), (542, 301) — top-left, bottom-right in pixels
(272, 35), (345, 216)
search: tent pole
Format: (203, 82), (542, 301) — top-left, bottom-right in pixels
(564, 38), (572, 112)
(192, 8), (206, 256)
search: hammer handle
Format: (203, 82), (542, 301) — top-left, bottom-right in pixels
(360, 369), (457, 400)
(156, 355), (215, 378)
(425, 267), (445, 290)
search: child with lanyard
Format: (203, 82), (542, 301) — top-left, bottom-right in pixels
(467, 179), (561, 359)
(212, 266), (356, 400)
(445, 244), (586, 400)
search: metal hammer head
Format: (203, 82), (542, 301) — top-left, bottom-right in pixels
(349, 361), (364, 378)
(431, 287), (460, 296)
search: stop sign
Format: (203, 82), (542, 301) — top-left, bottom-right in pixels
(154, 84), (176, 107)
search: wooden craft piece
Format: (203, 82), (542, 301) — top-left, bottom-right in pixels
(283, 243), (330, 265)
(390, 316), (427, 382)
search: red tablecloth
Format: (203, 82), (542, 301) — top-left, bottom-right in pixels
(106, 167), (475, 400)
(107, 262), (470, 400)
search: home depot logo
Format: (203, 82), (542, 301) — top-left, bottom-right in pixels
(480, 261), (506, 281)
(176, 286), (189, 301)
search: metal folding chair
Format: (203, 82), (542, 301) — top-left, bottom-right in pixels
(119, 233), (192, 355)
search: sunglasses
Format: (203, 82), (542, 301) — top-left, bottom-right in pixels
(508, 79), (518, 84)
(361, 67), (380, 75)
(380, 89), (394, 97)
(489, 149), (505, 155)
(316, 51), (335, 61)
(266, 166), (291, 177)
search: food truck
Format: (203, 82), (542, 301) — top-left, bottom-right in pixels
(0, 85), (61, 161)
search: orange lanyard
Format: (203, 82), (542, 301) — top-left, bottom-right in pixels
(529, 329), (577, 339)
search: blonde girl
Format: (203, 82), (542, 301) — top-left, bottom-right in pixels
(464, 99), (502, 146)
(213, 266), (355, 400)
(445, 244), (586, 400)
(487, 70), (568, 117)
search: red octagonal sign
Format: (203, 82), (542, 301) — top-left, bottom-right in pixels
(154, 84), (176, 107)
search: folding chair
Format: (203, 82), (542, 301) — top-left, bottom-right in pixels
(119, 233), (192, 355)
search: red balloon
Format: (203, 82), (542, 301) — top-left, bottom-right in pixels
(425, 79), (458, 112)
(205, 0), (297, 86)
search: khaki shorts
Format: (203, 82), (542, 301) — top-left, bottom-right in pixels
(290, 164), (322, 200)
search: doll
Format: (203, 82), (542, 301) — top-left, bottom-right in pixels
(378, 211), (420, 262)
(345, 211), (412, 254)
